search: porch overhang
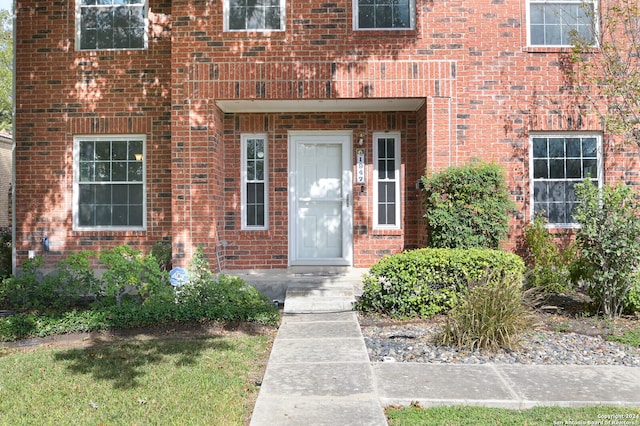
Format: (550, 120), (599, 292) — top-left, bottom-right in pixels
(215, 98), (425, 113)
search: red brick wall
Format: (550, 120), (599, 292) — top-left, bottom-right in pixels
(14, 0), (172, 267)
(15, 0), (640, 271)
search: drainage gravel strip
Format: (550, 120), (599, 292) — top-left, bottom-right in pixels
(361, 323), (640, 366)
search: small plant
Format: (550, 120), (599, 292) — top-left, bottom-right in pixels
(624, 279), (640, 315)
(523, 214), (576, 294)
(572, 180), (640, 318)
(437, 274), (532, 350)
(421, 161), (516, 249)
(608, 329), (640, 348)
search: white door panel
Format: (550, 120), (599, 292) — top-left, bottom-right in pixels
(289, 133), (352, 266)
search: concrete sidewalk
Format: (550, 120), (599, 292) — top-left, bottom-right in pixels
(250, 280), (640, 426)
(375, 363), (640, 410)
(250, 283), (388, 425)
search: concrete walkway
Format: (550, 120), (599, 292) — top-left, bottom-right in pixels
(250, 284), (388, 425)
(249, 278), (640, 426)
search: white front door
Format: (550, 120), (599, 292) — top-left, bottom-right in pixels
(289, 132), (353, 266)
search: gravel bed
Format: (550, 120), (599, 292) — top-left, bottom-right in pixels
(361, 322), (640, 366)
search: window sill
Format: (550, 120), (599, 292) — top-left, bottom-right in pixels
(72, 229), (146, 235)
(352, 28), (417, 37)
(524, 46), (576, 54)
(371, 228), (403, 236)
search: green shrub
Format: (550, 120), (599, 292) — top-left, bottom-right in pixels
(1, 254), (98, 312)
(0, 244), (279, 341)
(176, 246), (278, 323)
(0, 229), (10, 279)
(523, 214), (577, 294)
(421, 161), (516, 249)
(0, 256), (46, 311)
(151, 238), (172, 271)
(1, 248), (171, 312)
(437, 274), (532, 350)
(98, 245), (172, 306)
(41, 251), (100, 310)
(355, 248), (525, 318)
(572, 180), (640, 318)
(624, 279), (640, 315)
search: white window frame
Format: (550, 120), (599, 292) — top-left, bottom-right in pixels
(76, 0), (148, 51)
(223, 0), (286, 32)
(73, 135), (147, 231)
(373, 132), (401, 230)
(241, 134), (269, 230)
(353, 0), (416, 31)
(527, 0), (597, 47)
(529, 132), (603, 228)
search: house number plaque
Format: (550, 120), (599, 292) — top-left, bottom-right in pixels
(356, 148), (365, 184)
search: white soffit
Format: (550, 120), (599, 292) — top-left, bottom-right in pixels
(215, 98), (425, 113)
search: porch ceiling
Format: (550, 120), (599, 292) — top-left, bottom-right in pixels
(215, 98), (425, 113)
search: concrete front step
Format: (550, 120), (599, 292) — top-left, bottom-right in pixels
(225, 268), (367, 303)
(285, 285), (355, 298)
(283, 285), (356, 314)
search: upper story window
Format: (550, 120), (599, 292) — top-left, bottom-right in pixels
(530, 133), (602, 227)
(528, 0), (596, 47)
(74, 135), (146, 230)
(78, 0), (147, 51)
(354, 0), (415, 30)
(374, 132), (401, 229)
(225, 0), (285, 32)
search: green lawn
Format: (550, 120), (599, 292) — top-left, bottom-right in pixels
(387, 405), (640, 426)
(0, 332), (272, 425)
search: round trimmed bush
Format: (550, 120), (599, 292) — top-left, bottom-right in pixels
(355, 248), (525, 318)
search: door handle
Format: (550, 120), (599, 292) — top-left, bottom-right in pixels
(345, 194), (350, 208)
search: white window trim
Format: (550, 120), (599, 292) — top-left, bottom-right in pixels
(73, 134), (147, 231)
(241, 133), (269, 230)
(353, 0), (416, 31)
(223, 0), (286, 32)
(75, 0), (149, 51)
(528, 132), (603, 229)
(373, 132), (401, 230)
(526, 0), (598, 48)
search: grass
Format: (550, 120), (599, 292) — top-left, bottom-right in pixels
(386, 405), (640, 426)
(0, 331), (272, 425)
(608, 329), (640, 348)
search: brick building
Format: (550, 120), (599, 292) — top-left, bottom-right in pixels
(13, 0), (639, 272)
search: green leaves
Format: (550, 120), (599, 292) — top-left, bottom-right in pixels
(523, 214), (577, 294)
(355, 248), (525, 319)
(422, 162), (515, 249)
(0, 10), (11, 132)
(568, 0), (640, 146)
(573, 180), (640, 317)
(0, 244), (280, 341)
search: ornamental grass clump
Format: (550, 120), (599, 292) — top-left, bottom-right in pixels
(437, 274), (533, 351)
